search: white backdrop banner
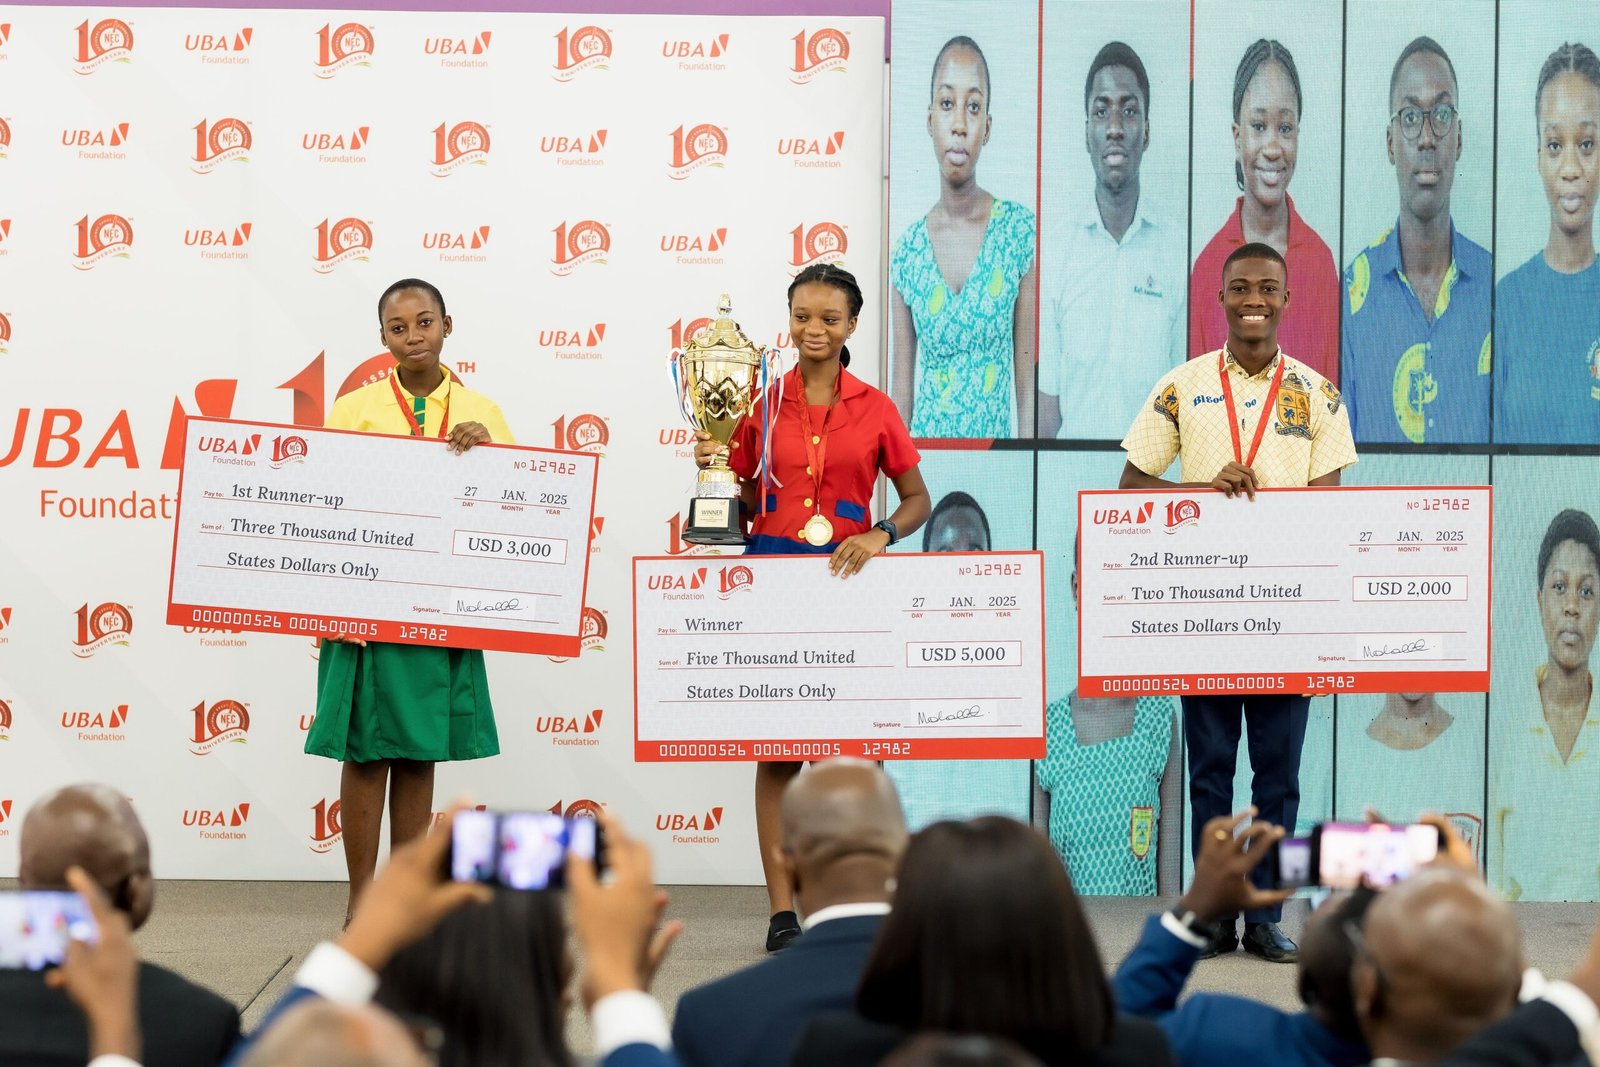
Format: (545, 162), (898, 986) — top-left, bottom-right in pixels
(0, 6), (884, 882)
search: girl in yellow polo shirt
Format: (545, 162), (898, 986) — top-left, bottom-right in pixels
(307, 277), (513, 918)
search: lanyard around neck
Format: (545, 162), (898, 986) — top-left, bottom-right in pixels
(1218, 349), (1283, 469)
(389, 370), (449, 438)
(794, 369), (842, 511)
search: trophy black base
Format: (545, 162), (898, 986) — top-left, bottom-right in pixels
(684, 497), (747, 546)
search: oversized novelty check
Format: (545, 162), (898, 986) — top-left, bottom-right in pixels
(632, 552), (1045, 762)
(167, 417), (598, 656)
(1078, 487), (1491, 696)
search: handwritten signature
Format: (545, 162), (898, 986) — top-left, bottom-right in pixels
(917, 704), (988, 725)
(455, 597), (523, 615)
(1362, 638), (1430, 659)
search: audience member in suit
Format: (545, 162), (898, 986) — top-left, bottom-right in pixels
(40, 866), (144, 1067)
(237, 1001), (429, 1067)
(230, 803), (684, 1067)
(882, 1034), (1047, 1066)
(1352, 868), (1522, 1066)
(789, 816), (1174, 1066)
(1112, 808), (1373, 1067)
(673, 758), (908, 1067)
(0, 784), (241, 1067)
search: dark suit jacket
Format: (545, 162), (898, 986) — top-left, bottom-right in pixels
(0, 960), (239, 1067)
(1434, 998), (1588, 1067)
(788, 1011), (1173, 1066)
(1113, 913), (1368, 1067)
(672, 912), (884, 1067)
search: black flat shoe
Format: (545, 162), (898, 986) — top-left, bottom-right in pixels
(1242, 921), (1299, 963)
(1198, 922), (1239, 960)
(766, 910), (802, 953)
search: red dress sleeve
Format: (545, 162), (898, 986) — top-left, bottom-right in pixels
(877, 393), (921, 478)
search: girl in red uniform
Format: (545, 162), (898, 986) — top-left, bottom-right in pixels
(695, 263), (931, 950)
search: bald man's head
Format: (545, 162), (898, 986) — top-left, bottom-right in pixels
(239, 1001), (428, 1067)
(19, 784), (153, 929)
(778, 759), (907, 913)
(1355, 870), (1522, 1062)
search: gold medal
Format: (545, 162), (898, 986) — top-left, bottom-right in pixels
(803, 514), (834, 546)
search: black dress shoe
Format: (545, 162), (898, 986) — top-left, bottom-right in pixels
(1242, 921), (1299, 963)
(766, 910), (802, 953)
(1197, 922), (1238, 960)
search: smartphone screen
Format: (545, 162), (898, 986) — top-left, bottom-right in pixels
(1315, 822), (1440, 889)
(450, 810), (602, 890)
(1272, 836), (1314, 889)
(0, 891), (97, 970)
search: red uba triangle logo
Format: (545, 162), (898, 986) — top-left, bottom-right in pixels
(583, 708), (603, 733)
(0, 799), (11, 823)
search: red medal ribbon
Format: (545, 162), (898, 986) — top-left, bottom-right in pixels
(793, 368), (842, 513)
(1218, 349), (1284, 469)
(388, 369), (450, 438)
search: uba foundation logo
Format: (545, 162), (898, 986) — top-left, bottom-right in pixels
(648, 566), (708, 592)
(310, 798), (342, 853)
(1163, 499), (1201, 532)
(1091, 500), (1154, 527)
(192, 117), (251, 173)
(61, 704), (129, 742)
(535, 707), (603, 747)
(314, 217), (374, 274)
(552, 413), (609, 455)
(426, 30), (490, 68)
(185, 27), (252, 65)
(550, 219), (610, 275)
(539, 322), (605, 362)
(657, 806), (723, 843)
(73, 213), (133, 270)
(668, 123), (728, 180)
(717, 564), (755, 599)
(789, 221), (847, 271)
(196, 430), (261, 457)
(0, 800), (11, 837)
(62, 123), (130, 160)
(72, 601), (132, 657)
(74, 18), (134, 75)
(303, 125), (369, 164)
(185, 222), (252, 261)
(662, 32), (728, 70)
(425, 225), (490, 264)
(540, 128), (606, 167)
(315, 22), (374, 78)
(778, 130), (846, 169)
(790, 28), (849, 83)
(0, 697), (11, 740)
(431, 120), (490, 177)
(0, 606), (11, 645)
(553, 25), (611, 82)
(661, 227), (726, 266)
(183, 803), (250, 840)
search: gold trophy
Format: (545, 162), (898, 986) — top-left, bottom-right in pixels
(675, 294), (767, 545)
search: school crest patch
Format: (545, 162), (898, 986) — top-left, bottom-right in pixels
(1320, 378), (1343, 415)
(1129, 806), (1153, 859)
(1275, 377), (1311, 439)
(1154, 382), (1179, 425)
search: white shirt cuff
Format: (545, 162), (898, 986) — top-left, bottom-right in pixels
(1519, 966), (1548, 1002)
(295, 942), (380, 1007)
(1540, 980), (1600, 1059)
(591, 990), (671, 1057)
(88, 1057), (142, 1067)
(1160, 911), (1210, 949)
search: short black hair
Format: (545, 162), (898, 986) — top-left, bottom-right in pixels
(924, 491), (991, 552)
(1084, 41), (1150, 116)
(1537, 508), (1600, 588)
(1233, 40), (1302, 190)
(379, 278), (447, 321)
(1298, 888), (1379, 1044)
(788, 263), (864, 368)
(931, 36), (991, 108)
(1389, 36), (1459, 110)
(1222, 241), (1288, 281)
(1535, 42), (1600, 126)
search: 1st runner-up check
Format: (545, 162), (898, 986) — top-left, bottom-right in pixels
(1077, 486), (1491, 696)
(633, 552), (1045, 762)
(167, 417), (598, 656)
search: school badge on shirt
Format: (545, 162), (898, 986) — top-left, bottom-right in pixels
(1275, 374), (1311, 439)
(1129, 806), (1153, 859)
(1587, 338), (1600, 401)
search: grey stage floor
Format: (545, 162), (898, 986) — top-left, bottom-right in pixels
(26, 880), (1598, 1055)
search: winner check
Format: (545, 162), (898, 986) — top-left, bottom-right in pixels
(633, 552), (1045, 762)
(167, 418), (597, 656)
(1078, 487), (1491, 696)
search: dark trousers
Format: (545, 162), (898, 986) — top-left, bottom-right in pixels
(1182, 693), (1310, 924)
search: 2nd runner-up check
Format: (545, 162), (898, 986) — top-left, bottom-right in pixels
(1078, 487), (1491, 696)
(632, 552), (1045, 762)
(167, 417), (598, 656)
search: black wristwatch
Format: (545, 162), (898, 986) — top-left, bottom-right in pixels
(873, 519), (899, 545)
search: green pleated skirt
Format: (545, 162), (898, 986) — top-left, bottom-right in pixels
(305, 641), (499, 763)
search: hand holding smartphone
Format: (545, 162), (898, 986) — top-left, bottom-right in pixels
(448, 809), (606, 890)
(1270, 821), (1442, 889)
(0, 891), (98, 970)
